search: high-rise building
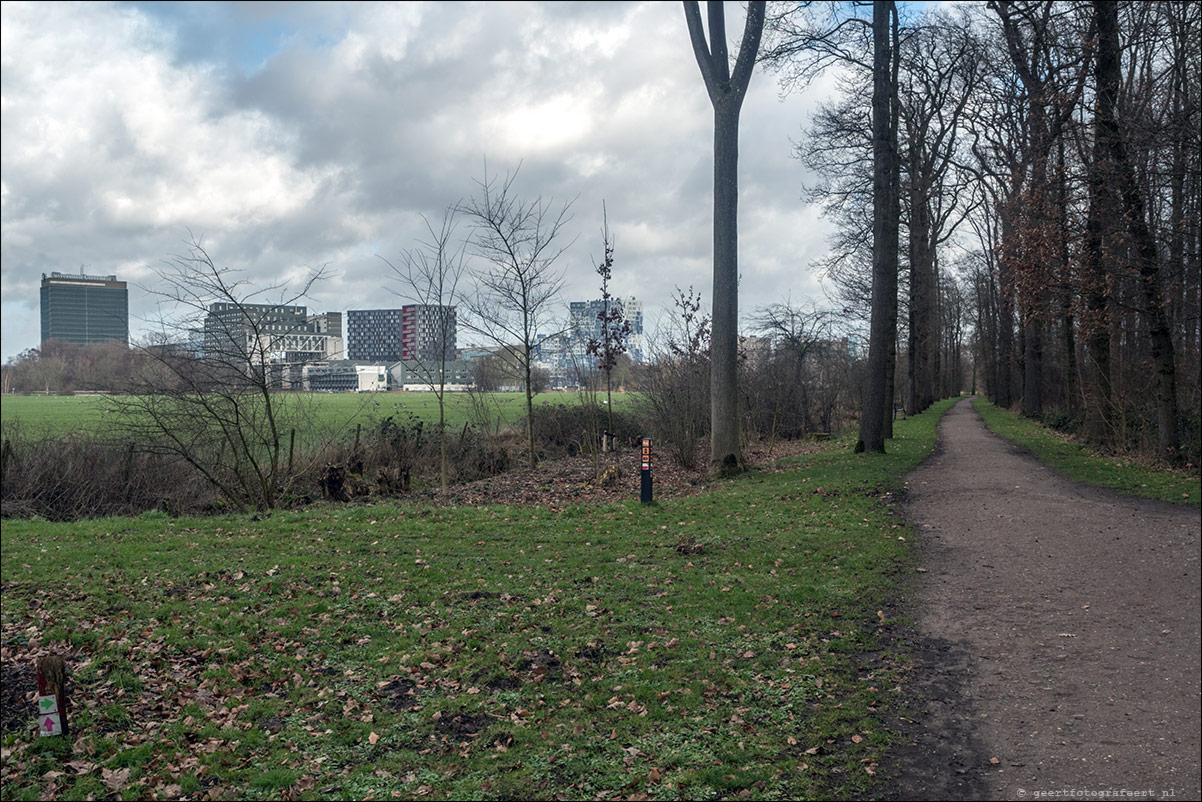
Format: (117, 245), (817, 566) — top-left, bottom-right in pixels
(347, 306), (455, 363)
(567, 295), (645, 362)
(308, 312), (344, 359)
(203, 303), (340, 367)
(40, 272), (129, 346)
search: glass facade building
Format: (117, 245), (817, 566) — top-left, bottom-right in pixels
(40, 272), (129, 346)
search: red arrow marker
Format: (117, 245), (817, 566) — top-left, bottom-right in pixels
(43, 716), (55, 734)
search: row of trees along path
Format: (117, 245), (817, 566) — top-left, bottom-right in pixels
(889, 398), (1200, 800)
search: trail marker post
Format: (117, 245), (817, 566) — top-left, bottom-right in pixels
(36, 655), (68, 738)
(640, 438), (653, 505)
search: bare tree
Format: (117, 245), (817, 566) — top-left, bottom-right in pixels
(457, 166), (573, 470)
(642, 285), (712, 469)
(113, 236), (330, 514)
(748, 300), (841, 445)
(761, 1), (900, 452)
(1089, 0), (1180, 459)
(898, 14), (981, 415)
(684, 0), (766, 475)
(381, 208), (467, 492)
(585, 204), (631, 455)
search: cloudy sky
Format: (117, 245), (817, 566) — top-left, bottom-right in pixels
(1, 0), (850, 361)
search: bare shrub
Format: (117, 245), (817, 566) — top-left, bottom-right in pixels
(531, 403), (643, 461)
(638, 287), (711, 469)
(1, 426), (217, 521)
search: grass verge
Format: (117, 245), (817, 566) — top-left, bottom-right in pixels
(1, 399), (955, 801)
(972, 397), (1199, 507)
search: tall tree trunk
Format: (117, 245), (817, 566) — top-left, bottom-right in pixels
(1095, 0), (1180, 459)
(1022, 317), (1042, 417)
(907, 181), (934, 414)
(996, 212), (1016, 409)
(857, 0), (899, 453)
(710, 101), (741, 472)
(524, 343), (536, 470)
(1057, 137), (1078, 410)
(883, 3), (901, 439)
(683, 0), (765, 474)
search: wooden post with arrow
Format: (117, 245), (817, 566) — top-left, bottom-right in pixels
(36, 655), (69, 738)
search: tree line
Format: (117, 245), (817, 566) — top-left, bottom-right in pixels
(744, 0), (1198, 463)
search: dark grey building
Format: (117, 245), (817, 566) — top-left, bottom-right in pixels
(348, 306), (455, 363)
(347, 308), (405, 362)
(40, 272), (129, 347)
(202, 303), (342, 372)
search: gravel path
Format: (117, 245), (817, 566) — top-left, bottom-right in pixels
(886, 398), (1201, 801)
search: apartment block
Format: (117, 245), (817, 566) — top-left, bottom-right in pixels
(347, 306), (455, 363)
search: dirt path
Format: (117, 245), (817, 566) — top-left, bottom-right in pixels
(886, 398), (1201, 801)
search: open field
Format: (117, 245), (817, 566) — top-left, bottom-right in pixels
(0, 392), (643, 439)
(973, 397), (1200, 506)
(0, 399), (958, 801)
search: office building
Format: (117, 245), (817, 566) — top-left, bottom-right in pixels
(567, 295), (645, 363)
(40, 272), (129, 346)
(203, 303), (341, 368)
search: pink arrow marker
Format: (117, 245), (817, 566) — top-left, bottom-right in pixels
(43, 717), (55, 733)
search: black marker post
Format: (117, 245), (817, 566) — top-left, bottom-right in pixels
(640, 438), (653, 504)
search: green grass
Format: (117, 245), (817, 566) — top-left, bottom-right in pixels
(973, 397), (1200, 506)
(1, 399), (956, 801)
(0, 391), (642, 439)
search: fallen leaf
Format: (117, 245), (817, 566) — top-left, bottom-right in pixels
(368, 731), (380, 745)
(851, 734), (863, 744)
(989, 757), (1000, 765)
(102, 767), (131, 791)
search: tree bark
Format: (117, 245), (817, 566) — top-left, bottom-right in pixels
(857, 0), (899, 453)
(683, 0), (765, 474)
(711, 101), (741, 472)
(907, 186), (934, 415)
(1022, 316), (1042, 417)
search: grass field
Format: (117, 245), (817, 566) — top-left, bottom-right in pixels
(0, 398), (958, 801)
(972, 397), (1200, 506)
(0, 392), (641, 439)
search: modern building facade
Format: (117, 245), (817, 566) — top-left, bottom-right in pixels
(302, 361), (390, 393)
(390, 359), (474, 391)
(347, 306), (455, 363)
(568, 296), (645, 362)
(40, 272), (129, 346)
(203, 303), (342, 369)
(308, 312), (344, 359)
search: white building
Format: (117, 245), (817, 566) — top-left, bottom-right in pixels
(302, 361), (389, 392)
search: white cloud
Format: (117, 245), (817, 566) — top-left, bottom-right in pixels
(1, 0), (837, 361)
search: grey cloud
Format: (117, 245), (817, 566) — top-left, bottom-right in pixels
(3, 1), (836, 361)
